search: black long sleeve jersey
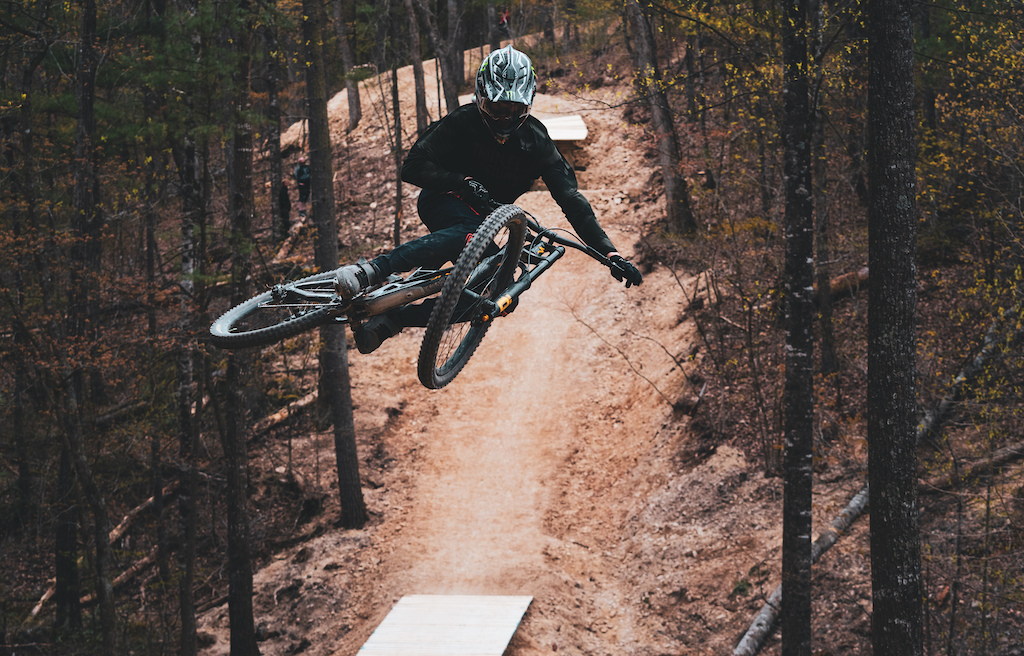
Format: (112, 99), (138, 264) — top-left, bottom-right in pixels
(401, 103), (617, 256)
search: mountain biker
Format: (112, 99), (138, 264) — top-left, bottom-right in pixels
(336, 45), (643, 354)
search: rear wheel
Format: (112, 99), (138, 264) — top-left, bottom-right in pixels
(210, 269), (341, 349)
(418, 205), (527, 389)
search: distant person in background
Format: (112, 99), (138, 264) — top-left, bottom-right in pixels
(293, 155), (311, 218)
(498, 8), (510, 38)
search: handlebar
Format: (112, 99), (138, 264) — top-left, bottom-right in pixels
(524, 215), (612, 268)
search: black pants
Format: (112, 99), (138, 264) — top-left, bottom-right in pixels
(373, 189), (484, 274)
(372, 190), (487, 327)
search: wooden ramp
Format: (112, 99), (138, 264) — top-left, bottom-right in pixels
(538, 115), (588, 142)
(357, 595), (533, 656)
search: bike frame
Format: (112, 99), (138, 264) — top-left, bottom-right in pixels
(346, 211), (608, 326)
(344, 267), (451, 321)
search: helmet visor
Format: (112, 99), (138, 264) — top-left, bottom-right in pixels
(479, 98), (530, 134)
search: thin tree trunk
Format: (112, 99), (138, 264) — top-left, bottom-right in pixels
(486, 2), (500, 50)
(60, 373), (116, 654)
(304, 0), (368, 529)
(866, 0), (923, 651)
(11, 49), (46, 533)
(684, 35), (700, 121)
(405, 0), (430, 134)
(53, 445), (81, 631)
(69, 1), (116, 650)
(221, 357), (260, 656)
(392, 64), (404, 247)
(175, 129), (202, 656)
(542, 1), (556, 48)
(811, 0), (838, 393)
(264, 26), (287, 241)
(624, 0), (697, 234)
(413, 0), (461, 114)
(333, 0), (362, 131)
(222, 1), (261, 652)
(780, 0), (814, 653)
(447, 0), (465, 87)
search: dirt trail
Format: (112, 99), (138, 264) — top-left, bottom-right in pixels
(386, 295), (576, 596)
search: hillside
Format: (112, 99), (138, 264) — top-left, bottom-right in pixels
(192, 56), (877, 656)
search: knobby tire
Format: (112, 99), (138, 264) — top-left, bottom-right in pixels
(418, 205), (527, 389)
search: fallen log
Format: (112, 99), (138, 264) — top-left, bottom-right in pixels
(78, 545), (159, 606)
(272, 214), (309, 263)
(814, 266), (869, 304)
(110, 481), (179, 544)
(252, 390), (319, 434)
(921, 440), (1024, 494)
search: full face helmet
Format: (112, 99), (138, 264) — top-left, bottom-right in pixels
(474, 45), (537, 144)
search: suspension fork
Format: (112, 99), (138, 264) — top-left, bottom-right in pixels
(474, 241), (566, 323)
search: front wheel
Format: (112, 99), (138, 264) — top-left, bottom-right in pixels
(210, 269), (342, 349)
(418, 205), (527, 389)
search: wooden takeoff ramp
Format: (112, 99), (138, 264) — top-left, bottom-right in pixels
(357, 595), (533, 656)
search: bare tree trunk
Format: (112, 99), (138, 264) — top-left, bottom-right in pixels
(780, 0), (814, 653)
(11, 45), (48, 535)
(70, 1), (116, 650)
(304, 0), (368, 529)
(413, 0), (461, 114)
(264, 26), (287, 241)
(223, 1), (261, 653)
(866, 0), (923, 651)
(486, 2), (500, 50)
(542, 0), (556, 48)
(175, 130), (202, 656)
(53, 445), (81, 631)
(405, 0), (430, 134)
(563, 0), (578, 51)
(684, 34), (700, 121)
(392, 64), (404, 247)
(624, 0), (697, 234)
(142, 128), (171, 585)
(447, 0), (465, 87)
(333, 0), (362, 131)
(221, 358), (260, 656)
(60, 371), (116, 653)
(811, 0), (838, 396)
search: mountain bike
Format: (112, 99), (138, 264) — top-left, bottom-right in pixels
(209, 204), (614, 389)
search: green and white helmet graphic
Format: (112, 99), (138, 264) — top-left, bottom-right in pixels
(474, 45), (537, 143)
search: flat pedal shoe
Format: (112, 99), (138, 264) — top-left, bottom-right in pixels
(354, 314), (403, 354)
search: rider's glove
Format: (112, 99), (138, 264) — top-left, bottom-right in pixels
(458, 178), (496, 215)
(609, 254), (643, 287)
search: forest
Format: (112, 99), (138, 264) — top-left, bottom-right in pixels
(1, 0), (1023, 654)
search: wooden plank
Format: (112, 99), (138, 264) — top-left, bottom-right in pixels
(538, 115), (588, 141)
(358, 595), (532, 656)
